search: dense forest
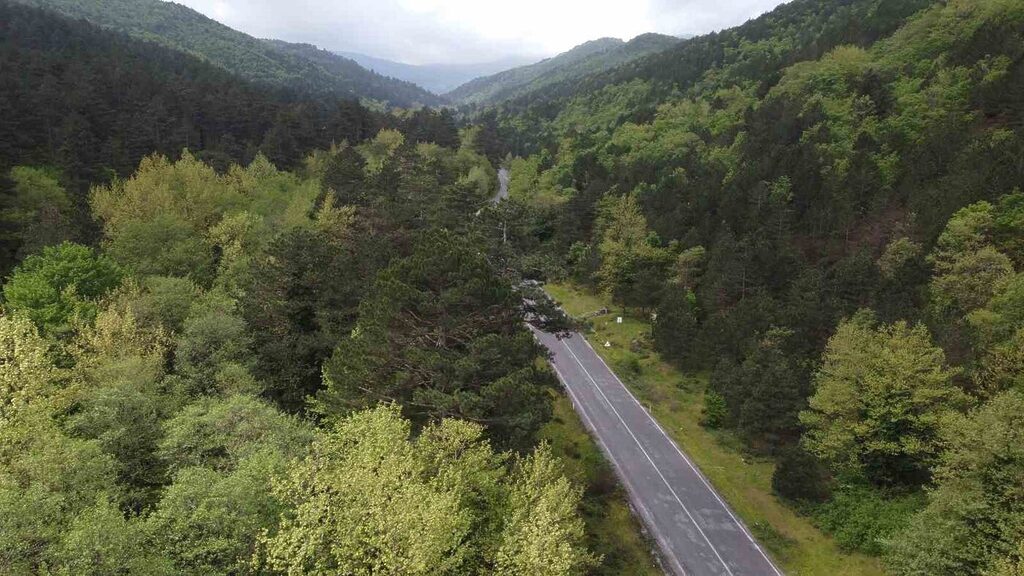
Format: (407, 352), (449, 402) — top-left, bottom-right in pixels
(0, 2), (597, 572)
(490, 0), (1024, 572)
(9, 0), (444, 107)
(2, 0), (1024, 573)
(0, 1), (467, 275)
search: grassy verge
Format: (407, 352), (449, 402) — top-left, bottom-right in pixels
(546, 282), (886, 576)
(540, 391), (662, 576)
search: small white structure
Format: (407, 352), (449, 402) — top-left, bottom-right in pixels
(616, 316), (623, 324)
(604, 341), (612, 348)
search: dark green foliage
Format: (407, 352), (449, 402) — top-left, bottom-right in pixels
(240, 227), (372, 413)
(652, 287), (700, 369)
(320, 146), (367, 206)
(403, 108), (460, 148)
(771, 445), (832, 504)
(0, 1), (381, 207)
(708, 328), (808, 451)
(318, 231), (556, 450)
(16, 0), (442, 107)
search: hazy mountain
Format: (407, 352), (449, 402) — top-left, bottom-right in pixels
(10, 0), (444, 107)
(446, 33), (680, 106)
(338, 52), (535, 95)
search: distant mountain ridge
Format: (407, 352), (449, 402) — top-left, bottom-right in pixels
(338, 52), (535, 95)
(10, 0), (444, 107)
(446, 33), (680, 106)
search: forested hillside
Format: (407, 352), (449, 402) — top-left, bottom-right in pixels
(3, 0), (1024, 572)
(447, 34), (679, 106)
(10, 0), (444, 107)
(0, 115), (606, 575)
(486, 0), (1024, 572)
(0, 1), (471, 276)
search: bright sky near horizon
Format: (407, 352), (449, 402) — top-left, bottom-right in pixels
(175, 0), (788, 65)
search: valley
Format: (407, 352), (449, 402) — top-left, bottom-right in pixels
(1, 0), (1023, 574)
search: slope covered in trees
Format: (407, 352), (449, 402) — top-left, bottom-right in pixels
(0, 1), (474, 278)
(447, 34), (679, 106)
(0, 116), (607, 573)
(10, 0), (443, 107)
(484, 0), (1024, 573)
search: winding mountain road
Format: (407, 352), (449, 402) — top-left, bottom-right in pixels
(531, 327), (783, 576)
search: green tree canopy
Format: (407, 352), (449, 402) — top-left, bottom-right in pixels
(800, 310), (968, 485)
(887, 391), (1024, 575)
(317, 231), (554, 450)
(260, 405), (593, 576)
(2, 242), (123, 336)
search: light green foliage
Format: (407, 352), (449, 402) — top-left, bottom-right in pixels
(929, 201), (1014, 316)
(495, 444), (598, 575)
(0, 314), (57, 424)
(801, 311), (967, 485)
(674, 246), (707, 289)
(67, 302), (173, 508)
(261, 406), (490, 575)
(50, 498), (175, 576)
(148, 451), (289, 575)
(969, 272), (1024, 345)
(262, 405), (592, 576)
(208, 211), (270, 296)
(149, 395), (310, 574)
(813, 485), (923, 555)
(974, 328), (1024, 394)
(595, 192), (671, 309)
(158, 394), (312, 473)
(174, 290), (256, 396)
(878, 238), (923, 280)
(2, 242), (124, 336)
(994, 190), (1024, 265)
(987, 542), (1024, 576)
(0, 415), (120, 573)
(887, 391), (1024, 575)
(358, 128), (405, 172)
(124, 276), (202, 334)
(552, 80), (654, 139)
(91, 153), (319, 283)
(1, 166), (74, 258)
(91, 153), (234, 279)
(507, 155), (541, 201)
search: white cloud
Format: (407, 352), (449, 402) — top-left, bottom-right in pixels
(172, 0), (789, 64)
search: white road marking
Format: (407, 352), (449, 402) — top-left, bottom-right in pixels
(549, 359), (690, 576)
(560, 338), (736, 576)
(575, 337), (784, 576)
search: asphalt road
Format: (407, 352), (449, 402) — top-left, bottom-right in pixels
(531, 327), (783, 576)
(495, 167), (510, 202)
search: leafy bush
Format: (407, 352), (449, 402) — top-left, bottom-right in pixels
(701, 390), (728, 429)
(815, 484), (925, 555)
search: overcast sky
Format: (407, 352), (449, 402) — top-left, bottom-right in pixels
(174, 0), (789, 65)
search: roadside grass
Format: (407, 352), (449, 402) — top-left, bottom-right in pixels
(546, 282), (886, 576)
(540, 391), (663, 576)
